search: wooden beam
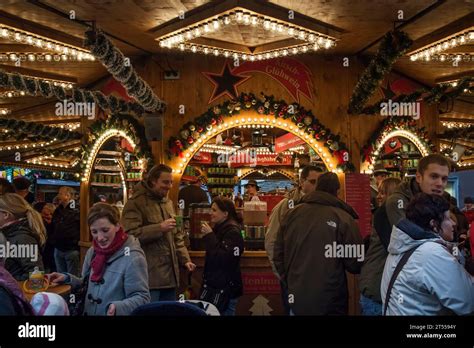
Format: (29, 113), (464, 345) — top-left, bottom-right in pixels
(189, 37), (251, 53)
(0, 161), (77, 172)
(0, 64), (77, 83)
(435, 70), (474, 83)
(0, 44), (45, 53)
(0, 10), (85, 48)
(439, 115), (474, 123)
(253, 38), (306, 53)
(149, 0), (342, 39)
(408, 12), (474, 53)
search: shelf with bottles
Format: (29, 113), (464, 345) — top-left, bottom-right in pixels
(91, 182), (123, 188)
(207, 167), (237, 176)
(208, 187), (234, 195)
(207, 177), (236, 186)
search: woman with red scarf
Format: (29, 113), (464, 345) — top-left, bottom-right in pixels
(48, 203), (150, 315)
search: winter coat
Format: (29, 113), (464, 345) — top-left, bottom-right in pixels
(50, 203), (80, 252)
(1, 219), (44, 281)
(121, 181), (191, 290)
(0, 264), (34, 315)
(381, 218), (474, 315)
(202, 218), (244, 299)
(265, 188), (304, 277)
(274, 190), (363, 315)
(385, 178), (421, 227)
(358, 203), (392, 303)
(68, 235), (150, 315)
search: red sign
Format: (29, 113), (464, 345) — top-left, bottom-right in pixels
(232, 58), (314, 103)
(275, 133), (305, 153)
(344, 173), (372, 239)
(384, 137), (402, 155)
(242, 272), (281, 294)
(230, 154), (292, 167)
(192, 151), (212, 164)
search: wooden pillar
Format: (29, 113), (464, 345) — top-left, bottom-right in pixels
(79, 180), (91, 264)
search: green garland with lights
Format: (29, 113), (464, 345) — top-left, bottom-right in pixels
(167, 92), (355, 172)
(0, 68), (146, 116)
(0, 117), (82, 142)
(348, 30), (413, 114)
(80, 114), (154, 173)
(360, 77), (474, 114)
(361, 117), (435, 164)
(84, 28), (166, 113)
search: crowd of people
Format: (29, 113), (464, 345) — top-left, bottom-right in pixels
(0, 153), (473, 316)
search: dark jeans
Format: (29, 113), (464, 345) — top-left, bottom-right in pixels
(280, 281), (290, 315)
(54, 249), (80, 276)
(150, 288), (176, 302)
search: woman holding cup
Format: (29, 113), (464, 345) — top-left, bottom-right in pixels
(48, 203), (150, 315)
(199, 197), (244, 315)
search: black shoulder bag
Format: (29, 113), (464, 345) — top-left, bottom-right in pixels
(383, 245), (421, 316)
(68, 269), (90, 316)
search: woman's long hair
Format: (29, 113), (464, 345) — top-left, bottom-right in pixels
(0, 193), (46, 247)
(212, 197), (243, 225)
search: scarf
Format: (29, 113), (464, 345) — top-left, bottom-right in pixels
(90, 227), (127, 282)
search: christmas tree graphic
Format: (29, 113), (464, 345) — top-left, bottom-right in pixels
(249, 295), (273, 316)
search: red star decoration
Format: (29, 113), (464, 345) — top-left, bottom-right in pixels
(202, 61), (251, 104)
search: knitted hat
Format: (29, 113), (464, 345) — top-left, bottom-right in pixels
(30, 292), (70, 316)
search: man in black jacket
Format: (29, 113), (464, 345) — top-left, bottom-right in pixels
(51, 186), (80, 276)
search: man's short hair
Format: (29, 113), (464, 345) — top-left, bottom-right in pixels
(417, 154), (451, 175)
(13, 177), (31, 191)
(146, 164), (172, 185)
(300, 165), (324, 180)
(316, 172), (340, 196)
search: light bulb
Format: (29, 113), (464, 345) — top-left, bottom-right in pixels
(277, 24), (283, 32)
(213, 49), (219, 56)
(191, 45), (197, 53)
(185, 31), (193, 40)
(325, 39), (332, 49)
(271, 22), (277, 31)
(250, 15), (258, 26)
(223, 15), (230, 25)
(263, 20), (271, 30)
(1, 28), (9, 37)
(213, 19), (220, 30)
(243, 14), (250, 25)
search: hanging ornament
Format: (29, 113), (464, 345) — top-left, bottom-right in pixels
(257, 106), (265, 114)
(187, 136), (194, 144)
(180, 129), (190, 139)
(251, 99), (257, 105)
(213, 106), (221, 115)
(189, 124), (196, 132)
(330, 141), (339, 151)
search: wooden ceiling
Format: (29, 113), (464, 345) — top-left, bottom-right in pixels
(0, 0), (473, 167)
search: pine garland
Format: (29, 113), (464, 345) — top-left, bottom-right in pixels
(0, 69), (146, 116)
(84, 28), (166, 113)
(360, 77), (474, 114)
(0, 118), (82, 142)
(81, 113), (154, 172)
(348, 30), (413, 114)
(167, 92), (355, 172)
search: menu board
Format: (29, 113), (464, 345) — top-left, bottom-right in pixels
(345, 173), (372, 239)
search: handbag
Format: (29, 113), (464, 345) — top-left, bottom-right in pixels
(68, 269), (90, 316)
(199, 282), (231, 313)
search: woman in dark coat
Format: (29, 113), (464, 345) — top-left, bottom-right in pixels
(200, 197), (244, 315)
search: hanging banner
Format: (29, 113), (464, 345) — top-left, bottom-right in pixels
(192, 151), (212, 164)
(233, 58), (314, 103)
(230, 154), (292, 167)
(345, 173), (372, 240)
(275, 133), (306, 153)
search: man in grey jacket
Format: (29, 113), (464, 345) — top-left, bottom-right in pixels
(385, 154), (451, 228)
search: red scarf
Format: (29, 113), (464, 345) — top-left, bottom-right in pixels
(90, 227), (127, 282)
